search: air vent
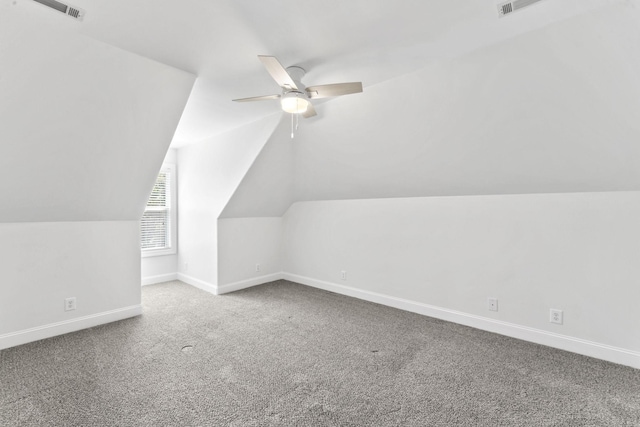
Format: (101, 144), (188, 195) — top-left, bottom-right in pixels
(498, 0), (545, 17)
(32, 0), (86, 20)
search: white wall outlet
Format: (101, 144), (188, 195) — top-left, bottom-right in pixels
(341, 270), (347, 281)
(256, 263), (261, 272)
(183, 262), (188, 272)
(550, 309), (563, 324)
(65, 297), (76, 311)
(487, 297), (498, 312)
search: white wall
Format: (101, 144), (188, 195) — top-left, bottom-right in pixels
(176, 115), (281, 292)
(212, 119), (293, 291)
(141, 256), (177, 286)
(283, 192), (640, 367)
(217, 217), (283, 292)
(0, 221), (142, 348)
(0, 14), (195, 348)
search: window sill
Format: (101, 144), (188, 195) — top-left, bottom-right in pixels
(141, 248), (176, 258)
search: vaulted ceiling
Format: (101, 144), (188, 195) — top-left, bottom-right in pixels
(2, 0), (627, 146)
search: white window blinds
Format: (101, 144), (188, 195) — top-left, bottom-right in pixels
(141, 167), (172, 251)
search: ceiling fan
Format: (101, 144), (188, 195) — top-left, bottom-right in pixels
(232, 55), (363, 119)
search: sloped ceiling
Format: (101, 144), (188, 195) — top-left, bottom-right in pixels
(0, 5), (195, 222)
(4, 0), (638, 219)
(292, 2), (640, 201)
(3, 0), (626, 147)
(216, 1), (640, 216)
(219, 115), (294, 218)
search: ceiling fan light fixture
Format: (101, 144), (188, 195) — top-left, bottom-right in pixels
(233, 55), (362, 121)
(281, 92), (309, 114)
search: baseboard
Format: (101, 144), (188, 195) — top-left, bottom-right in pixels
(141, 272), (178, 286)
(0, 305), (142, 351)
(176, 273), (218, 295)
(217, 272), (284, 295)
(283, 273), (640, 370)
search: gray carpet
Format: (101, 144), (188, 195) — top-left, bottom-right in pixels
(1, 280), (638, 426)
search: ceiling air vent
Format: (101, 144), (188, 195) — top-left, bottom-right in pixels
(32, 0), (86, 21)
(498, 0), (545, 17)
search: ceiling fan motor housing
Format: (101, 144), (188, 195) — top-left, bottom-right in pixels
(285, 66), (306, 85)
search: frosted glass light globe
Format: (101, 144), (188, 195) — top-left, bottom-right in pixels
(281, 93), (309, 114)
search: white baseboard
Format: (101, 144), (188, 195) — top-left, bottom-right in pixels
(177, 272), (218, 295)
(141, 272), (178, 286)
(177, 272), (284, 296)
(283, 273), (640, 370)
(0, 305), (142, 351)
(217, 272), (284, 295)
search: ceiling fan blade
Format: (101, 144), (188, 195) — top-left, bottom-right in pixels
(302, 103), (317, 118)
(232, 94), (281, 102)
(258, 55), (299, 91)
(306, 82), (363, 99)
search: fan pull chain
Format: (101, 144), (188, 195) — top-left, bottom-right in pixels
(291, 113), (294, 139)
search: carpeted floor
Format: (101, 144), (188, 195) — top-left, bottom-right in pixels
(1, 280), (639, 426)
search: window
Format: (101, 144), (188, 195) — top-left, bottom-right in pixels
(141, 163), (176, 257)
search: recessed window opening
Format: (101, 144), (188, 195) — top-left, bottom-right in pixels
(141, 163), (176, 257)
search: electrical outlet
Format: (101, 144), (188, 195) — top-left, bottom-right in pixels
(183, 262), (188, 272)
(487, 297), (498, 312)
(341, 270), (347, 281)
(256, 263), (261, 272)
(550, 309), (563, 324)
(65, 297), (76, 311)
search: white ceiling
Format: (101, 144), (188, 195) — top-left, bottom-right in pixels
(4, 0), (626, 146)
